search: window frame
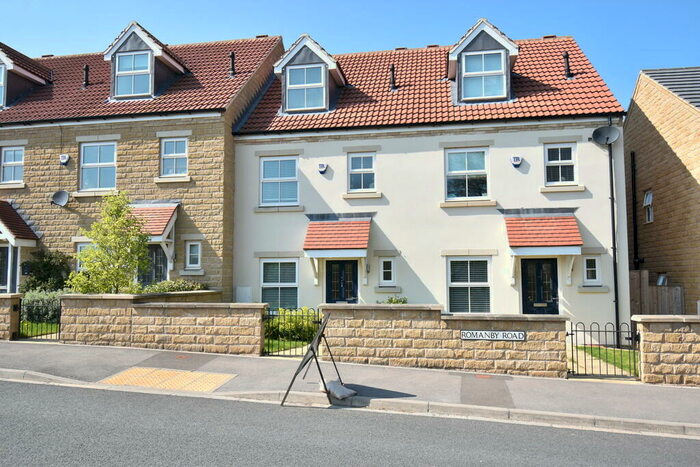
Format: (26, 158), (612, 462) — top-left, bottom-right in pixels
(260, 258), (299, 310)
(378, 257), (395, 286)
(0, 146), (24, 183)
(114, 51), (153, 98)
(460, 50), (507, 101)
(0, 64), (5, 109)
(79, 142), (117, 191)
(160, 137), (188, 177)
(259, 156), (299, 207)
(185, 241), (201, 270)
(348, 152), (376, 193)
(447, 256), (492, 314)
(75, 242), (93, 271)
(444, 147), (489, 201)
(582, 256), (602, 286)
(544, 142), (577, 186)
(285, 64), (326, 112)
(643, 190), (653, 223)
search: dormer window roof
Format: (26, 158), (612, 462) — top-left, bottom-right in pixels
(0, 42), (52, 110)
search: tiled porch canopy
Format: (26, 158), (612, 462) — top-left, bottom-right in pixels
(303, 219), (371, 258)
(131, 203), (178, 270)
(0, 200), (38, 247)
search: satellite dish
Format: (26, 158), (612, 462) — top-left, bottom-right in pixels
(50, 190), (69, 207)
(592, 126), (620, 145)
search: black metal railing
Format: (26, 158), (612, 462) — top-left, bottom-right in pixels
(567, 322), (639, 378)
(18, 300), (61, 340)
(262, 307), (321, 357)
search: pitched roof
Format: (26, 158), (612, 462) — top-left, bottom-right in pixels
(103, 21), (187, 72)
(0, 201), (38, 240)
(0, 42), (53, 82)
(0, 36), (281, 125)
(642, 67), (700, 110)
(131, 205), (178, 236)
(303, 220), (371, 250)
(239, 36), (622, 134)
(505, 216), (583, 247)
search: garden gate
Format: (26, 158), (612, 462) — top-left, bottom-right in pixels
(262, 307), (321, 357)
(16, 298), (61, 340)
(567, 322), (640, 379)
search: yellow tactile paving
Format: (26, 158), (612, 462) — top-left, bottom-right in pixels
(100, 367), (236, 393)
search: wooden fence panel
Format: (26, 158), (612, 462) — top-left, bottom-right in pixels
(628, 270), (684, 315)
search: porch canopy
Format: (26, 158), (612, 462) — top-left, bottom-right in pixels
(0, 200), (38, 247)
(504, 213), (583, 285)
(131, 203), (178, 270)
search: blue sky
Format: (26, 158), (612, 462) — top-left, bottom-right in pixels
(4, 0), (699, 107)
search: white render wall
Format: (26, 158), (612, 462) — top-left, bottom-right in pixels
(233, 118), (631, 326)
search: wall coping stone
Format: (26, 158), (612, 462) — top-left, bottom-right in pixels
(442, 313), (569, 322)
(320, 304), (443, 311)
(132, 302), (267, 310)
(60, 290), (222, 301)
(632, 314), (700, 323)
(0, 294), (23, 299)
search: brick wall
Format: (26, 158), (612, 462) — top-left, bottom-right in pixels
(321, 305), (569, 378)
(0, 294), (22, 340)
(60, 294), (265, 355)
(624, 74), (700, 313)
(633, 315), (700, 386)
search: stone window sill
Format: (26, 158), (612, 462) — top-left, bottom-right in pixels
(179, 269), (205, 276)
(0, 182), (26, 189)
(72, 190), (116, 198)
(374, 286), (402, 293)
(255, 205), (305, 213)
(540, 185), (586, 193)
(577, 285), (609, 293)
(154, 176), (191, 184)
(343, 191), (383, 200)
(440, 200), (497, 208)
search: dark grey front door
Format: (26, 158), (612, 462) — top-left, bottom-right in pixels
(521, 258), (559, 314)
(325, 260), (358, 303)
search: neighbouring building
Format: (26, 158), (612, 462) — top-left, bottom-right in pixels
(624, 67), (700, 314)
(232, 19), (631, 325)
(0, 22), (283, 298)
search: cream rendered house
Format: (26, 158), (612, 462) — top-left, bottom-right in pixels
(233, 19), (630, 325)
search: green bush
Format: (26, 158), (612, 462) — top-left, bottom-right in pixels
(20, 250), (71, 293)
(265, 308), (318, 341)
(378, 295), (408, 304)
(141, 279), (208, 294)
(22, 289), (65, 322)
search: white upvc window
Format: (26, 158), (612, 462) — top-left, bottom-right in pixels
(461, 50), (506, 100)
(378, 257), (395, 286)
(1, 147), (24, 182)
(115, 51), (152, 97)
(447, 257), (491, 313)
(643, 191), (653, 223)
(286, 64), (325, 111)
(348, 152), (375, 192)
(582, 256), (602, 286)
(80, 142), (116, 191)
(544, 143), (577, 185)
(185, 241), (201, 269)
(160, 138), (188, 176)
(75, 242), (93, 271)
(0, 64), (5, 108)
(445, 147), (488, 200)
(260, 156), (298, 206)
(261, 259), (298, 310)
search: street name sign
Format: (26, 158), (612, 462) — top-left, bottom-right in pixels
(460, 330), (526, 341)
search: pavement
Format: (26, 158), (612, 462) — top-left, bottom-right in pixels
(1, 341), (700, 439)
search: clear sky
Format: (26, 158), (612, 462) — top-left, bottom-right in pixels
(4, 0), (699, 107)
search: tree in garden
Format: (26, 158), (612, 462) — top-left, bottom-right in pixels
(20, 249), (72, 292)
(67, 192), (150, 293)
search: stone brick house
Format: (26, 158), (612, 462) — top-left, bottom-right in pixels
(232, 19), (631, 325)
(0, 22), (283, 298)
(624, 67), (700, 314)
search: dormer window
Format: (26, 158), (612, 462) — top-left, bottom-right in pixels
(461, 50), (506, 100)
(286, 64), (325, 111)
(115, 52), (151, 97)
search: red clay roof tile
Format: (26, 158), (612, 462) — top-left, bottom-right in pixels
(303, 220), (371, 250)
(240, 36), (622, 133)
(505, 216), (583, 247)
(131, 205), (177, 236)
(0, 201), (38, 240)
(0, 42), (53, 82)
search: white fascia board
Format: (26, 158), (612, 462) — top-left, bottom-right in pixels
(0, 112), (222, 130)
(304, 249), (367, 259)
(0, 50), (10, 67)
(273, 35), (345, 86)
(510, 246), (582, 256)
(14, 238), (36, 247)
(0, 51), (46, 85)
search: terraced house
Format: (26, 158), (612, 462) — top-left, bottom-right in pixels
(0, 22), (283, 298)
(233, 19), (631, 325)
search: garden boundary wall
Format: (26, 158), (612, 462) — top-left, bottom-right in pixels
(0, 294), (22, 340)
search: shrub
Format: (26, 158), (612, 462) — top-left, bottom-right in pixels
(141, 279), (208, 294)
(378, 295), (408, 304)
(265, 308), (318, 342)
(22, 289), (64, 322)
(20, 250), (71, 293)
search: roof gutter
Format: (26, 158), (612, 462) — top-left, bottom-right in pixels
(0, 109), (224, 129)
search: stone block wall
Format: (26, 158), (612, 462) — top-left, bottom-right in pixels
(633, 315), (700, 386)
(0, 294), (22, 340)
(60, 294), (265, 355)
(321, 305), (569, 378)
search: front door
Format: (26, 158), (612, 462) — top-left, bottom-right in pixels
(521, 258), (559, 314)
(326, 260), (358, 303)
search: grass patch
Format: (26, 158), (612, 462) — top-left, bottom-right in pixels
(264, 338), (308, 354)
(19, 321), (59, 338)
(578, 345), (639, 376)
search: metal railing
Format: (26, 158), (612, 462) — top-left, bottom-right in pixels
(18, 300), (61, 340)
(567, 322), (639, 378)
(262, 307), (321, 357)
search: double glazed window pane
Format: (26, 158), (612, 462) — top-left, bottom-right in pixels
(262, 181), (297, 204)
(82, 144), (114, 164)
(262, 287), (298, 310)
(263, 159), (296, 179)
(116, 74), (149, 96)
(287, 66), (324, 110)
(449, 287), (490, 313)
(349, 155), (375, 191)
(81, 144), (116, 190)
(447, 151), (487, 198)
(81, 167), (116, 190)
(2, 148), (24, 182)
(162, 157), (187, 176)
(463, 75), (505, 98)
(448, 151), (485, 172)
(546, 165), (574, 183)
(546, 147), (575, 183)
(161, 139), (187, 176)
(465, 53), (502, 73)
(288, 66), (322, 85)
(287, 87), (323, 110)
(2, 165), (22, 182)
(187, 243), (200, 267)
(450, 260), (487, 284)
(117, 53), (149, 72)
(263, 262), (296, 285)
(262, 159), (297, 204)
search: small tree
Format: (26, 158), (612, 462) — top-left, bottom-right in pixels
(20, 249), (72, 292)
(67, 192), (150, 294)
